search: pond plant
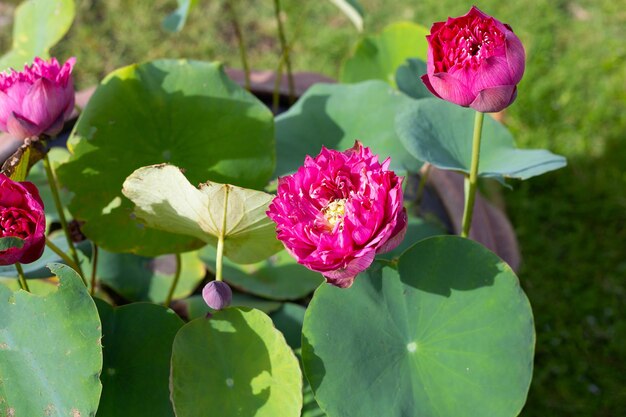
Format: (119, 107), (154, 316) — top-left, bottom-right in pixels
(0, 1), (566, 416)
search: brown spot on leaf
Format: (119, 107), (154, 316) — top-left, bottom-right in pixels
(71, 409), (81, 417)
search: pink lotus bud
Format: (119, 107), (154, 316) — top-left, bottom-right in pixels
(421, 6), (525, 113)
(0, 57), (76, 139)
(202, 281), (233, 310)
(0, 174), (45, 265)
(268, 141), (407, 288)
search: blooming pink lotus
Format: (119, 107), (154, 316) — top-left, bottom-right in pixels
(0, 57), (76, 139)
(0, 174), (45, 265)
(268, 142), (407, 288)
(421, 6), (525, 113)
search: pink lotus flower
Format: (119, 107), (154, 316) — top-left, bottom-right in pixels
(421, 6), (525, 113)
(0, 57), (76, 139)
(268, 142), (407, 288)
(0, 174), (45, 265)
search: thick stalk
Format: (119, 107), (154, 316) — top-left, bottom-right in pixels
(43, 153), (84, 278)
(45, 237), (83, 280)
(273, 0), (295, 103)
(15, 262), (29, 291)
(272, 53), (285, 113)
(461, 111), (485, 238)
(215, 186), (230, 282)
(90, 243), (99, 296)
(164, 253), (182, 307)
(225, 0), (250, 90)
(415, 163), (432, 209)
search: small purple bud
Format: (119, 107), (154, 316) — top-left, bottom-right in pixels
(202, 281), (232, 310)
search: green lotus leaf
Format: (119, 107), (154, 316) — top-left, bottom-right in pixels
(302, 236), (535, 417)
(0, 0), (75, 71)
(170, 308), (302, 417)
(396, 98), (567, 182)
(96, 300), (184, 417)
(58, 59), (275, 256)
(340, 22), (429, 86)
(123, 164), (282, 264)
(0, 264), (102, 416)
(275, 81), (422, 177)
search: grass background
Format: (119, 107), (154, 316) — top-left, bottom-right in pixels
(1, 0), (624, 415)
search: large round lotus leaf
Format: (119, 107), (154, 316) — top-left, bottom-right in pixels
(275, 81), (421, 177)
(96, 249), (205, 303)
(396, 98), (567, 183)
(200, 246), (324, 300)
(57, 59), (275, 256)
(95, 300), (184, 417)
(183, 293), (282, 320)
(302, 236), (535, 417)
(0, 264), (102, 416)
(170, 308), (302, 417)
(340, 22), (429, 86)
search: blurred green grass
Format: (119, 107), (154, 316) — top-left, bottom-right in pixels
(1, 0), (624, 415)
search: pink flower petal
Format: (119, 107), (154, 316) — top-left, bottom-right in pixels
(469, 84), (517, 113)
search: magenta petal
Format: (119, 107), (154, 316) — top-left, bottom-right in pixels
(473, 56), (515, 92)
(428, 72), (475, 107)
(6, 112), (40, 139)
(21, 78), (59, 127)
(376, 208), (408, 254)
(323, 249), (376, 288)
(202, 281), (232, 310)
(0, 90), (17, 131)
(469, 85), (517, 113)
(421, 74), (442, 99)
(505, 31), (526, 84)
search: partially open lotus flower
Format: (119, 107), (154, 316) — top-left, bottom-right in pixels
(421, 6), (525, 113)
(0, 57), (76, 140)
(268, 141), (407, 288)
(0, 174), (45, 265)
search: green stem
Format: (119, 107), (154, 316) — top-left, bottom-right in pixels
(215, 186), (230, 282)
(273, 0), (295, 104)
(42, 153), (84, 279)
(45, 237), (83, 278)
(272, 52), (285, 113)
(461, 111), (485, 238)
(164, 253), (182, 307)
(415, 163), (432, 209)
(90, 243), (99, 296)
(15, 262), (29, 292)
(225, 0), (250, 90)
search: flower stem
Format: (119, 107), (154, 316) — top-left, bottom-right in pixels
(272, 52), (285, 113)
(45, 237), (83, 280)
(273, 0), (295, 104)
(461, 111), (485, 238)
(415, 163), (432, 210)
(164, 253), (182, 307)
(225, 0), (250, 91)
(15, 262), (29, 291)
(42, 153), (84, 279)
(90, 243), (99, 296)
(216, 186), (230, 282)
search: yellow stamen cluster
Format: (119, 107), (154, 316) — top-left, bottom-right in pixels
(322, 199), (347, 229)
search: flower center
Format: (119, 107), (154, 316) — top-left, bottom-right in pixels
(0, 207), (33, 239)
(322, 199), (347, 228)
(433, 17), (505, 72)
